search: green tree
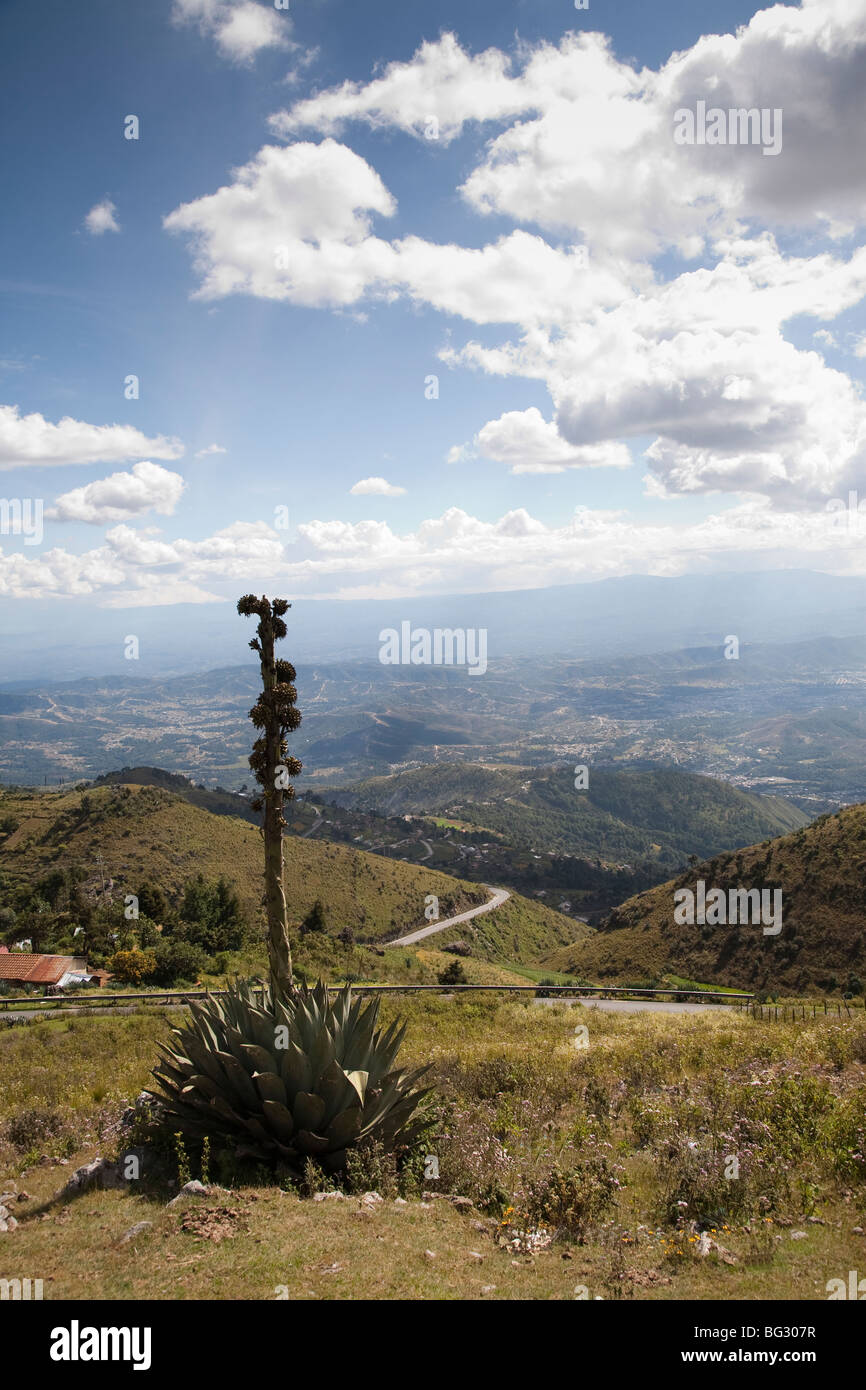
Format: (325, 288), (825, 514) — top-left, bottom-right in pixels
(138, 916), (159, 949)
(438, 959), (467, 986)
(301, 898), (328, 936)
(237, 595), (302, 997)
(179, 874), (246, 952)
(137, 882), (168, 923)
(151, 939), (207, 987)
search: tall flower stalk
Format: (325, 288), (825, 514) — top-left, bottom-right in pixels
(237, 595), (302, 998)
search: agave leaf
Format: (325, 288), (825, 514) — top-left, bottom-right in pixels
(293, 1091), (327, 1133)
(344, 1068), (369, 1103)
(261, 1099), (295, 1142)
(216, 1052), (260, 1109)
(211, 1094), (245, 1127)
(254, 1071), (288, 1106)
(238, 1042), (275, 1073)
(242, 1114), (272, 1143)
(294, 1129), (331, 1156)
(317, 1058), (352, 1121)
(325, 1106), (362, 1149)
(279, 1041), (311, 1097)
(250, 1010), (281, 1054)
(185, 1073), (221, 1100)
(153, 1056), (194, 1090)
(307, 1027), (335, 1090)
(181, 1038), (229, 1088)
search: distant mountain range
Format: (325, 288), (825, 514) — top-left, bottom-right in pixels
(3, 569), (866, 682)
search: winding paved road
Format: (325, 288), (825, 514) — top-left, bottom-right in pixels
(389, 884), (511, 947)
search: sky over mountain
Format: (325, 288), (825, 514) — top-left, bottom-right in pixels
(2, 0), (866, 621)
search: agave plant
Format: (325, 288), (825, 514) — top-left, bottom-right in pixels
(148, 979), (431, 1173)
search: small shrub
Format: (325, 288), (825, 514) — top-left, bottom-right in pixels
(438, 959), (467, 986)
(654, 1125), (790, 1227)
(518, 1150), (624, 1239)
(301, 1157), (328, 1197)
(431, 1101), (511, 1211)
(344, 1138), (399, 1198)
(4, 1107), (67, 1152)
(106, 948), (157, 985)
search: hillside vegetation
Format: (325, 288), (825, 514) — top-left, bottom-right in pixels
(0, 782), (583, 970)
(330, 763), (809, 867)
(546, 803), (866, 994)
(92, 766), (259, 825)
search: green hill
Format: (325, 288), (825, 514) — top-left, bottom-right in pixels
(546, 803), (866, 994)
(329, 763), (809, 868)
(0, 782), (583, 969)
(92, 766), (260, 825)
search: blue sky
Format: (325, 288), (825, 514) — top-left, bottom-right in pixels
(2, 0), (866, 623)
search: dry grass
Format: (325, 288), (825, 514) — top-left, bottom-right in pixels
(1, 999), (865, 1300)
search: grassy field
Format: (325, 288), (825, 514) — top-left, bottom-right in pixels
(2, 999), (864, 1300)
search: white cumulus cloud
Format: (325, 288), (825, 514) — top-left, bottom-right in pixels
(349, 476), (406, 496)
(47, 462), (186, 524)
(161, 4), (866, 513)
(163, 141), (397, 307)
(172, 0), (289, 62)
(84, 199), (120, 236)
(5, 500), (866, 605)
(474, 408), (632, 474)
(0, 405), (184, 471)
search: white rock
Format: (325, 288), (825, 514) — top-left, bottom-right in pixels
(119, 1221), (153, 1245)
(62, 1157), (126, 1196)
(167, 1180), (213, 1206)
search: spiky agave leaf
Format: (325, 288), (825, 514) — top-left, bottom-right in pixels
(147, 978), (432, 1173)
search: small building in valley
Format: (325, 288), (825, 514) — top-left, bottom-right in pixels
(0, 953), (106, 990)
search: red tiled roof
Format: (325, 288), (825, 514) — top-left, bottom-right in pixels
(0, 954), (76, 984)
